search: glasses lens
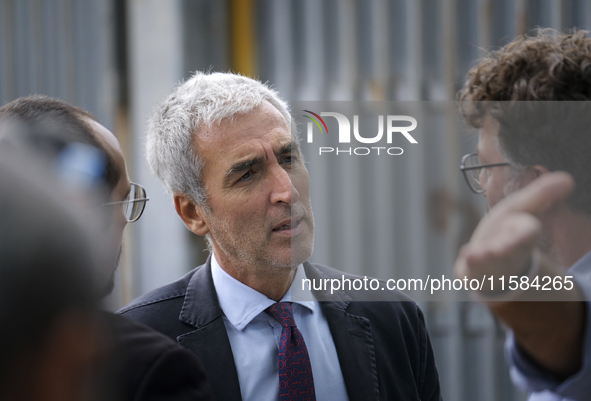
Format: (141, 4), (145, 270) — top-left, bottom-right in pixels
(463, 154), (484, 193)
(121, 199), (130, 219)
(125, 183), (147, 222)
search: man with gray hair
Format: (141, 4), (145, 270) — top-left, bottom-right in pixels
(456, 29), (591, 400)
(119, 71), (442, 401)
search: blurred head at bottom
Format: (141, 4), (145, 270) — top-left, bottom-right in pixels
(0, 142), (107, 401)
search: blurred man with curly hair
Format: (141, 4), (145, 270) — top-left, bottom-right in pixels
(456, 29), (591, 400)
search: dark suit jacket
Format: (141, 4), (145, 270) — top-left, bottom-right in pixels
(118, 259), (442, 401)
(102, 313), (212, 401)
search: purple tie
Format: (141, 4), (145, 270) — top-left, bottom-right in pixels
(266, 302), (316, 401)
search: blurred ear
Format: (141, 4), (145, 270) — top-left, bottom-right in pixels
(532, 165), (550, 178)
(519, 165), (551, 187)
(174, 194), (210, 236)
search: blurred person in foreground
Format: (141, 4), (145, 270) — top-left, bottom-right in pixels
(0, 143), (103, 401)
(456, 29), (591, 400)
(0, 96), (212, 401)
(118, 71), (442, 401)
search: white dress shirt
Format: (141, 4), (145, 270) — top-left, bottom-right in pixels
(211, 254), (350, 401)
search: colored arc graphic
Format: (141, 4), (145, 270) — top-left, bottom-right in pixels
(302, 110), (329, 134)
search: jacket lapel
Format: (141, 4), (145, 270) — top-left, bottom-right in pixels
(304, 262), (381, 401)
(176, 258), (243, 401)
(322, 303), (381, 401)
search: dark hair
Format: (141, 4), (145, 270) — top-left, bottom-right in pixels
(459, 29), (591, 214)
(0, 95), (121, 191)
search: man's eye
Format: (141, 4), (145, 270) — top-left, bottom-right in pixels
(282, 155), (295, 164)
(237, 170), (254, 182)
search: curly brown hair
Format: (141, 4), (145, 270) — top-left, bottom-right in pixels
(459, 29), (591, 215)
(459, 29), (591, 124)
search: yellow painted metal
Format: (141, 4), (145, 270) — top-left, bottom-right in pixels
(230, 0), (256, 77)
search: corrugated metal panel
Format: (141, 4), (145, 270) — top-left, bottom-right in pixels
(0, 0), (115, 125)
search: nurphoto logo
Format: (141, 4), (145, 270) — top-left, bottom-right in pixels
(302, 110), (418, 156)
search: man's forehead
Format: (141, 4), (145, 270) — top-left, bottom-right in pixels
(199, 101), (288, 136)
(225, 138), (296, 167)
(200, 127), (294, 157)
(82, 116), (129, 190)
(197, 105), (293, 156)
(84, 117), (119, 151)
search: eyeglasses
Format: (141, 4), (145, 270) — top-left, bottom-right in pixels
(102, 182), (149, 222)
(460, 153), (509, 194)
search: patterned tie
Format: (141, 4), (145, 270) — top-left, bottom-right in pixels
(266, 302), (316, 401)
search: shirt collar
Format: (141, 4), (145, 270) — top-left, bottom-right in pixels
(211, 253), (315, 331)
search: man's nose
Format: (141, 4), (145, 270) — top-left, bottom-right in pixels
(269, 166), (300, 205)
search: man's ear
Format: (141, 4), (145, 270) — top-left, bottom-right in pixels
(174, 194), (209, 236)
(532, 165), (551, 178)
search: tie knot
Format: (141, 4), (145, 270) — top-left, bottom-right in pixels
(265, 302), (296, 328)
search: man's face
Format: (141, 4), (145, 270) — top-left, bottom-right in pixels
(196, 101), (314, 275)
(84, 117), (131, 294)
(477, 115), (556, 254)
(477, 115), (513, 209)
